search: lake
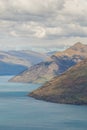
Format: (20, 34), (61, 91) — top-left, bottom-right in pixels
(0, 76), (87, 130)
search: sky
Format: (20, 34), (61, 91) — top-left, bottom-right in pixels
(0, 0), (87, 51)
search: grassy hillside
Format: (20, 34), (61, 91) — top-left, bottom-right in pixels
(29, 59), (87, 105)
(10, 42), (87, 83)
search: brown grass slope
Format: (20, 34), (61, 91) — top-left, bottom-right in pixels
(29, 59), (87, 105)
(55, 42), (87, 58)
(10, 42), (87, 83)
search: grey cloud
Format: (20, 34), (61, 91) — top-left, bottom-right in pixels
(0, 0), (87, 43)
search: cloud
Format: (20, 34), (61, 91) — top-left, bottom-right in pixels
(63, 0), (87, 15)
(0, 0), (87, 50)
(0, 0), (64, 16)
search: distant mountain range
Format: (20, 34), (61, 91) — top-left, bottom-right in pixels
(10, 42), (87, 83)
(29, 58), (87, 105)
(47, 51), (57, 56)
(0, 50), (47, 75)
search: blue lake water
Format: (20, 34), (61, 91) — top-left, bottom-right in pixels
(0, 76), (87, 130)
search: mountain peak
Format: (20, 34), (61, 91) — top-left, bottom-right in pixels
(73, 42), (83, 47)
(55, 42), (87, 57)
(69, 42), (87, 52)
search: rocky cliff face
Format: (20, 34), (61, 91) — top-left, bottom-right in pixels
(29, 59), (87, 105)
(10, 42), (87, 83)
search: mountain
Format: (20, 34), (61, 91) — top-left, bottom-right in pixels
(55, 42), (87, 58)
(29, 59), (87, 105)
(10, 42), (87, 83)
(0, 50), (47, 75)
(47, 51), (57, 56)
(7, 50), (47, 65)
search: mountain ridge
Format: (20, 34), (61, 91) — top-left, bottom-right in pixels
(0, 50), (47, 75)
(29, 58), (87, 105)
(10, 42), (87, 83)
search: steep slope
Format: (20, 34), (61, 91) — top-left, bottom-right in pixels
(10, 42), (87, 83)
(0, 50), (47, 75)
(29, 59), (87, 105)
(55, 42), (87, 58)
